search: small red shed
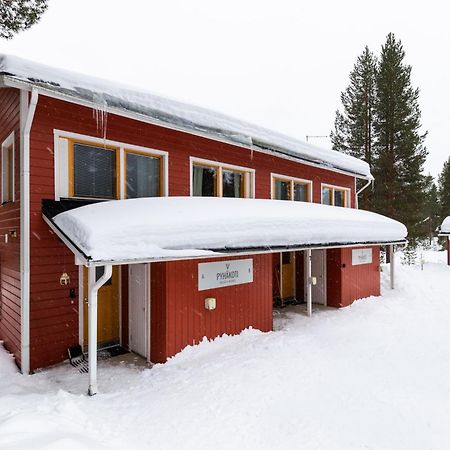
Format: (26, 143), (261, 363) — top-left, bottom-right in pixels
(0, 55), (407, 393)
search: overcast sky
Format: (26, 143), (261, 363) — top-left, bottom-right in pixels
(1, 0), (448, 177)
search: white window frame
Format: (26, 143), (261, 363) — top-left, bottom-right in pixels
(53, 130), (169, 200)
(320, 183), (351, 207)
(189, 156), (255, 198)
(1, 131), (15, 204)
(270, 173), (313, 202)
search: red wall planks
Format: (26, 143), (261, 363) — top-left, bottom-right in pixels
(21, 94), (359, 369)
(150, 255), (272, 363)
(327, 246), (380, 308)
(0, 88), (21, 365)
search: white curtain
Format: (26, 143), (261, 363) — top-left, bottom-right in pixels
(193, 165), (204, 196)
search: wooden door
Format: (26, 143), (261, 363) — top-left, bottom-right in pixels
(83, 266), (120, 347)
(128, 264), (149, 358)
(281, 252), (295, 299)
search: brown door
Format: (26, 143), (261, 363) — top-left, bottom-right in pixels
(83, 266), (120, 348)
(281, 252), (295, 299)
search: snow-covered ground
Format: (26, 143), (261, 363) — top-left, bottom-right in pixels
(1, 251), (449, 450)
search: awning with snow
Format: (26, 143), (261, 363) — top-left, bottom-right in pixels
(43, 197), (407, 266)
(439, 217), (450, 236)
(0, 54), (372, 179)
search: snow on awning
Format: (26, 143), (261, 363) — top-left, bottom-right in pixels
(439, 217), (450, 236)
(0, 54), (372, 179)
(45, 197), (407, 266)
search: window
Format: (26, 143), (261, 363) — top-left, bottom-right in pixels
(222, 169), (244, 198)
(1, 132), (14, 204)
(321, 184), (350, 207)
(193, 165), (217, 197)
(191, 159), (253, 198)
(126, 151), (161, 198)
(294, 183), (308, 202)
(73, 143), (117, 199)
(272, 175), (311, 202)
(274, 179), (291, 200)
(322, 187), (332, 205)
(59, 134), (166, 200)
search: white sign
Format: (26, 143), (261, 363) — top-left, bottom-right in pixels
(198, 259), (253, 291)
(352, 248), (373, 266)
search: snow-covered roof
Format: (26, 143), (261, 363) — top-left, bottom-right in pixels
(47, 197), (406, 265)
(440, 216), (450, 235)
(0, 54), (372, 179)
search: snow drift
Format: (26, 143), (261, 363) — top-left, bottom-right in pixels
(53, 197), (407, 262)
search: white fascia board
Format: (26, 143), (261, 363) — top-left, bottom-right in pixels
(82, 240), (407, 268)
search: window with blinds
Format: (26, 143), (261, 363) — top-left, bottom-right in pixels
(66, 138), (165, 200)
(73, 143), (116, 199)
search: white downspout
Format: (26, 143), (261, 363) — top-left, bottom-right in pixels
(305, 250), (312, 317)
(355, 178), (373, 209)
(389, 244), (395, 289)
(88, 264), (112, 396)
(20, 88), (38, 375)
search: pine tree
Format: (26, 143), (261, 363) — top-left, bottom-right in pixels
(372, 33), (428, 240)
(438, 157), (450, 221)
(401, 241), (417, 265)
(331, 46), (377, 209)
(419, 175), (439, 245)
(0, 0), (48, 40)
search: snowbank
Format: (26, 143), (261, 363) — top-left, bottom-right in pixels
(0, 54), (372, 178)
(53, 197), (407, 262)
(440, 216), (450, 234)
(1, 253), (449, 450)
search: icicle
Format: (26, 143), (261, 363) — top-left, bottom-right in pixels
(91, 94), (109, 143)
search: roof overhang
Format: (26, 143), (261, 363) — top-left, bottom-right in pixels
(42, 197), (407, 267)
(0, 52), (373, 180)
(3, 76), (372, 182)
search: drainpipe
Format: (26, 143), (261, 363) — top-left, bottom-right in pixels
(355, 178), (373, 209)
(389, 245), (395, 289)
(305, 250), (312, 317)
(20, 88), (39, 375)
(88, 264), (112, 396)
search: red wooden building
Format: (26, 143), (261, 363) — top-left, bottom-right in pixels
(0, 55), (406, 394)
(439, 217), (450, 265)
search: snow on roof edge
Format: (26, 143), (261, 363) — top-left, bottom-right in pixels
(440, 216), (450, 234)
(52, 197), (406, 263)
(0, 54), (373, 179)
